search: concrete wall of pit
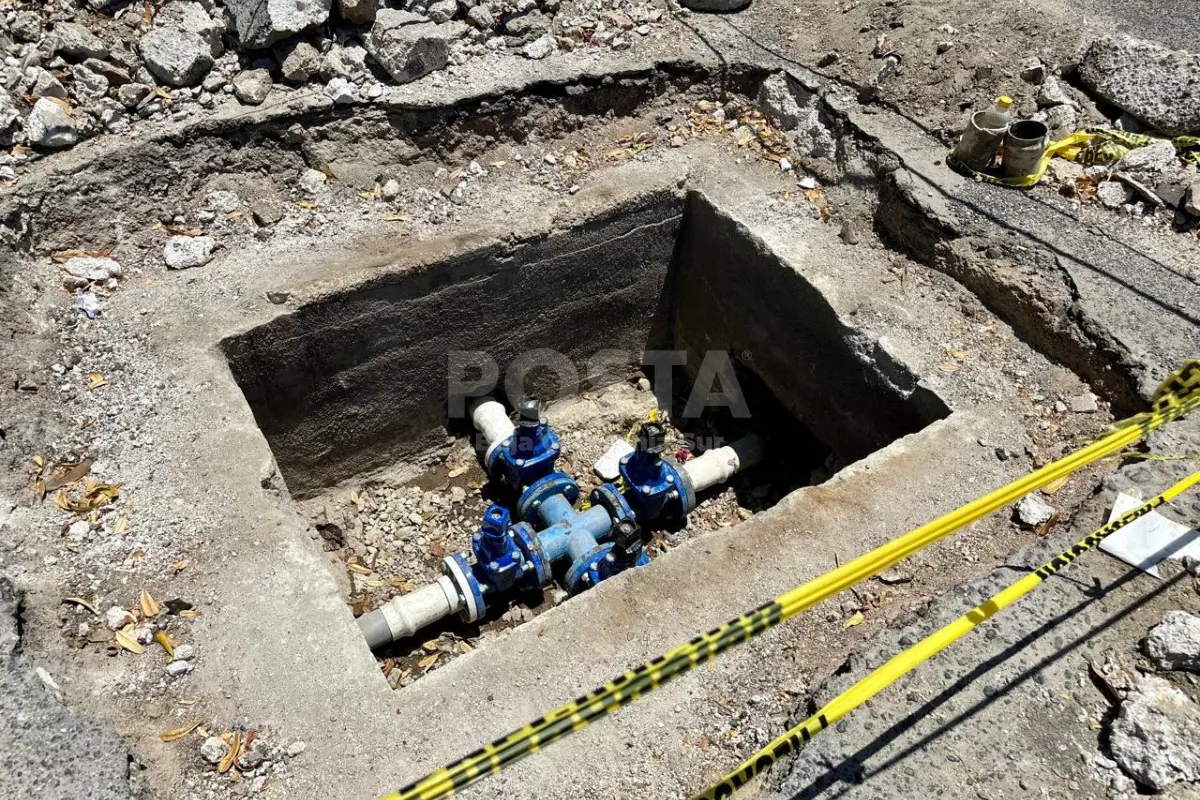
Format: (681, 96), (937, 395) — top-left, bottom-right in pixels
(222, 189), (682, 496)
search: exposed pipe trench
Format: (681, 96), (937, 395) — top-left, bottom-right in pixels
(358, 396), (767, 650)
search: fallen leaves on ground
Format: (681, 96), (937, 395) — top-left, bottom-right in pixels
(140, 588), (161, 618)
(62, 596), (99, 615)
(160, 722), (199, 742)
(843, 611), (865, 629)
(87, 371), (106, 389)
(218, 730), (241, 773)
(114, 627), (144, 654)
(154, 630), (175, 658)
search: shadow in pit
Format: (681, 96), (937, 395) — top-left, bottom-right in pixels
(782, 553), (1196, 800)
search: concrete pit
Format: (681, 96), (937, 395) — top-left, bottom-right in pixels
(220, 187), (950, 678)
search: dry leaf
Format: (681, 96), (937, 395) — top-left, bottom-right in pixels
(417, 653), (439, 669)
(350, 490), (361, 506)
(947, 347), (970, 360)
(843, 611), (865, 629)
(347, 561), (372, 575)
(179, 609), (201, 619)
(140, 588), (161, 618)
(318, 165), (338, 181)
(421, 640), (440, 652)
(937, 362), (960, 373)
(447, 466), (468, 478)
(160, 722), (199, 742)
(32, 455), (45, 471)
(154, 630), (175, 658)
(173, 559), (189, 572)
(383, 214), (410, 222)
(428, 540), (446, 558)
(218, 730), (241, 773)
(114, 629), (144, 654)
(87, 372), (106, 390)
(112, 517), (128, 535)
(1042, 476), (1070, 495)
(62, 597), (99, 615)
(45, 459), (91, 491)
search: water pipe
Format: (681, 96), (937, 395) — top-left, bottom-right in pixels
(356, 408), (770, 651)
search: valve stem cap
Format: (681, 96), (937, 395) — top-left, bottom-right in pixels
(637, 422), (667, 456)
(517, 396), (541, 425)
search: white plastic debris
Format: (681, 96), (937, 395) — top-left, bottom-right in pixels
(593, 439), (636, 482)
(1100, 492), (1200, 578)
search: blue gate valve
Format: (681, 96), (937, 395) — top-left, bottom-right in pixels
(620, 421), (689, 522)
(490, 397), (561, 490)
(470, 504), (534, 594)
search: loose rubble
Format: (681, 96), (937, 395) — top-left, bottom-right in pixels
(1109, 675), (1200, 791)
(1143, 610), (1200, 672)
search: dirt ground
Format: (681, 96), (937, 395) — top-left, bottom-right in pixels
(1, 1), (1198, 799)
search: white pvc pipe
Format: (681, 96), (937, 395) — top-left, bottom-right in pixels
(359, 575), (463, 650)
(680, 434), (769, 493)
(469, 397), (515, 463)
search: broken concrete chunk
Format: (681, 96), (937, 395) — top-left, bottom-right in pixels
(280, 41), (323, 83)
(1019, 56), (1046, 84)
(164, 235), (215, 269)
(25, 98), (77, 150)
(1143, 611), (1200, 672)
(521, 34), (555, 60)
(756, 72), (837, 160)
(1013, 494), (1054, 528)
(427, 0), (459, 23)
(52, 22), (108, 61)
(339, 0), (380, 24)
(0, 579), (20, 659)
(64, 257), (122, 283)
(1080, 35), (1200, 136)
(366, 10), (464, 84)
(104, 606), (134, 631)
(0, 90), (18, 140)
(83, 59), (131, 87)
(71, 63), (110, 103)
(1118, 139), (1178, 174)
(1036, 76), (1073, 108)
(200, 736), (228, 764)
(1032, 103), (1076, 138)
(117, 83), (153, 109)
(226, 0), (334, 49)
(157, 1), (226, 57)
(1109, 675), (1200, 791)
(1067, 392), (1098, 413)
(298, 168), (328, 194)
(232, 69), (273, 105)
(1096, 179), (1133, 208)
(10, 12), (43, 43)
(140, 26), (216, 87)
(1187, 180), (1200, 217)
(26, 67), (68, 100)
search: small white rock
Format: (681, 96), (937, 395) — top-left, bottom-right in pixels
(164, 235), (215, 270)
(381, 179), (401, 200)
(172, 643), (196, 662)
(166, 659), (192, 677)
(200, 736), (228, 764)
(286, 740), (307, 758)
(105, 606), (134, 631)
(521, 34), (555, 60)
(299, 168), (328, 195)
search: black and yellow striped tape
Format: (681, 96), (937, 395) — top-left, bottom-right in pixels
(691, 469), (1200, 799)
(381, 360), (1200, 800)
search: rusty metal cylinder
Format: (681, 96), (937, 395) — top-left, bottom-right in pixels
(1002, 120), (1050, 178)
(951, 110), (1010, 171)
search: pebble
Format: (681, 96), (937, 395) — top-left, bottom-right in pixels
(166, 659), (192, 677)
(105, 606), (134, 631)
(1014, 494), (1054, 528)
(200, 736), (228, 764)
(286, 741), (307, 758)
(1068, 393), (1098, 413)
(163, 235), (215, 270)
(172, 643), (196, 662)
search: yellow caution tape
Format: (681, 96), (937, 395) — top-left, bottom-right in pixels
(380, 361), (1200, 800)
(948, 127), (1200, 188)
(691, 468), (1200, 799)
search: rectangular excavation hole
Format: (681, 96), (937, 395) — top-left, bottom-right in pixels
(222, 188), (950, 679)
